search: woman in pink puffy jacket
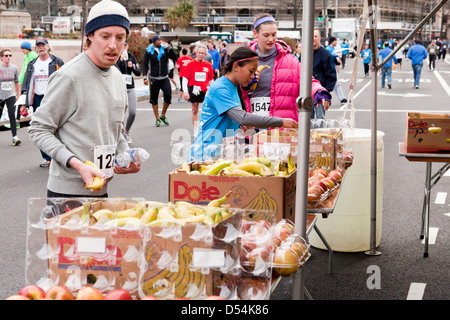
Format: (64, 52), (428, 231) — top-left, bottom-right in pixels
(242, 13), (331, 122)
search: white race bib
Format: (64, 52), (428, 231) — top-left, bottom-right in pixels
(194, 72), (207, 82)
(250, 97), (271, 117)
(430, 49), (435, 54)
(1, 81), (13, 91)
(94, 145), (116, 178)
(123, 74), (132, 85)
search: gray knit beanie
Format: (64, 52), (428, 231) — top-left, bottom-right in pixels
(85, 0), (130, 35)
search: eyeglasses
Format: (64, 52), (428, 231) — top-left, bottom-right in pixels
(2, 54), (12, 57)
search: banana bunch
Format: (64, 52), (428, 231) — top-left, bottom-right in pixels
(179, 155), (297, 177)
(311, 153), (332, 171)
(252, 65), (270, 90)
(78, 192), (235, 227)
(243, 188), (278, 221)
(141, 244), (207, 299)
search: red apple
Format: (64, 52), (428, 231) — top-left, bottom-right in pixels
(272, 236), (283, 252)
(273, 248), (301, 276)
(45, 285), (74, 300)
(312, 168), (327, 179)
(104, 289), (132, 300)
(307, 185), (323, 202)
(290, 242), (307, 259)
(322, 177), (336, 190)
(204, 295), (225, 300)
(313, 179), (328, 192)
(140, 296), (159, 300)
(328, 169), (343, 182)
(19, 285), (46, 300)
(75, 287), (104, 300)
(247, 247), (271, 264)
(6, 295), (30, 300)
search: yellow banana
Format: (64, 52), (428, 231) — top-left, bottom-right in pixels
(228, 168), (254, 176)
(202, 161), (234, 175)
(157, 206), (177, 220)
(180, 161), (191, 173)
(287, 154), (296, 175)
(84, 160), (105, 190)
(92, 209), (116, 221)
(252, 65), (270, 90)
(207, 190), (232, 207)
(233, 161), (274, 176)
(428, 127), (441, 134)
(140, 206), (159, 224)
(242, 155), (272, 167)
(104, 217), (141, 226)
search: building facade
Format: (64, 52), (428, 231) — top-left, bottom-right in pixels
(13, 0), (450, 39)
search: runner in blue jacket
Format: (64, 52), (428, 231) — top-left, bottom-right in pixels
(407, 39), (428, 89)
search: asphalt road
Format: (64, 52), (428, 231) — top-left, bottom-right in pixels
(1, 53), (450, 300)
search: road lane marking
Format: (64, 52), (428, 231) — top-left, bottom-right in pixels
(421, 227), (439, 245)
(435, 192), (447, 205)
(433, 70), (450, 97)
(338, 80), (372, 110)
(407, 283), (426, 300)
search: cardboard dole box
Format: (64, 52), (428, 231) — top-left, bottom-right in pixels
(405, 112), (450, 153)
(27, 198), (275, 300)
(169, 162), (297, 222)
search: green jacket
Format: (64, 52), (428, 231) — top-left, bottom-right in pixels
(19, 51), (38, 86)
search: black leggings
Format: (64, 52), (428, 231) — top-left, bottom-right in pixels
(0, 96), (18, 137)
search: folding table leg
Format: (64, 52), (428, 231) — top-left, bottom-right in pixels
(313, 224), (333, 274)
(423, 162), (432, 258)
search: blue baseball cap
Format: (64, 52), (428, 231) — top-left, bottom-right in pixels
(20, 41), (32, 50)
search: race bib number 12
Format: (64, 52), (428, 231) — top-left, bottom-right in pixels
(94, 145), (116, 178)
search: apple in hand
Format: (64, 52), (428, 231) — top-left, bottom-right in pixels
(104, 289), (132, 300)
(76, 287), (104, 300)
(45, 285), (74, 300)
(19, 285), (46, 300)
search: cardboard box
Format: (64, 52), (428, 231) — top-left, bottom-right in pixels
(28, 198), (274, 300)
(405, 112), (450, 153)
(252, 128), (344, 170)
(169, 165), (297, 222)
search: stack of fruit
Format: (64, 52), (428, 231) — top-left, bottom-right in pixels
(70, 192), (235, 228)
(307, 167), (344, 206)
(6, 285), (224, 300)
(239, 219), (310, 277)
(179, 155), (296, 177)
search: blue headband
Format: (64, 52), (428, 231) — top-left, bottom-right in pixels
(254, 16), (277, 29)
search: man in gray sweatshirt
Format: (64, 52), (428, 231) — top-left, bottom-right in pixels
(29, 0), (140, 197)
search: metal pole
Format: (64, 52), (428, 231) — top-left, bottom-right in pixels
(292, 0), (314, 300)
(366, 0), (382, 256)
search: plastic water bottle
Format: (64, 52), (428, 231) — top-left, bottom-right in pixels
(115, 152), (132, 168)
(129, 148), (150, 164)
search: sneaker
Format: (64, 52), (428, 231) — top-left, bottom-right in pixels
(178, 98), (183, 103)
(160, 115), (169, 126)
(40, 160), (51, 168)
(155, 119), (161, 127)
(122, 129), (132, 144)
(12, 136), (21, 146)
(388, 84), (392, 89)
(340, 99), (348, 104)
(415, 85), (419, 89)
